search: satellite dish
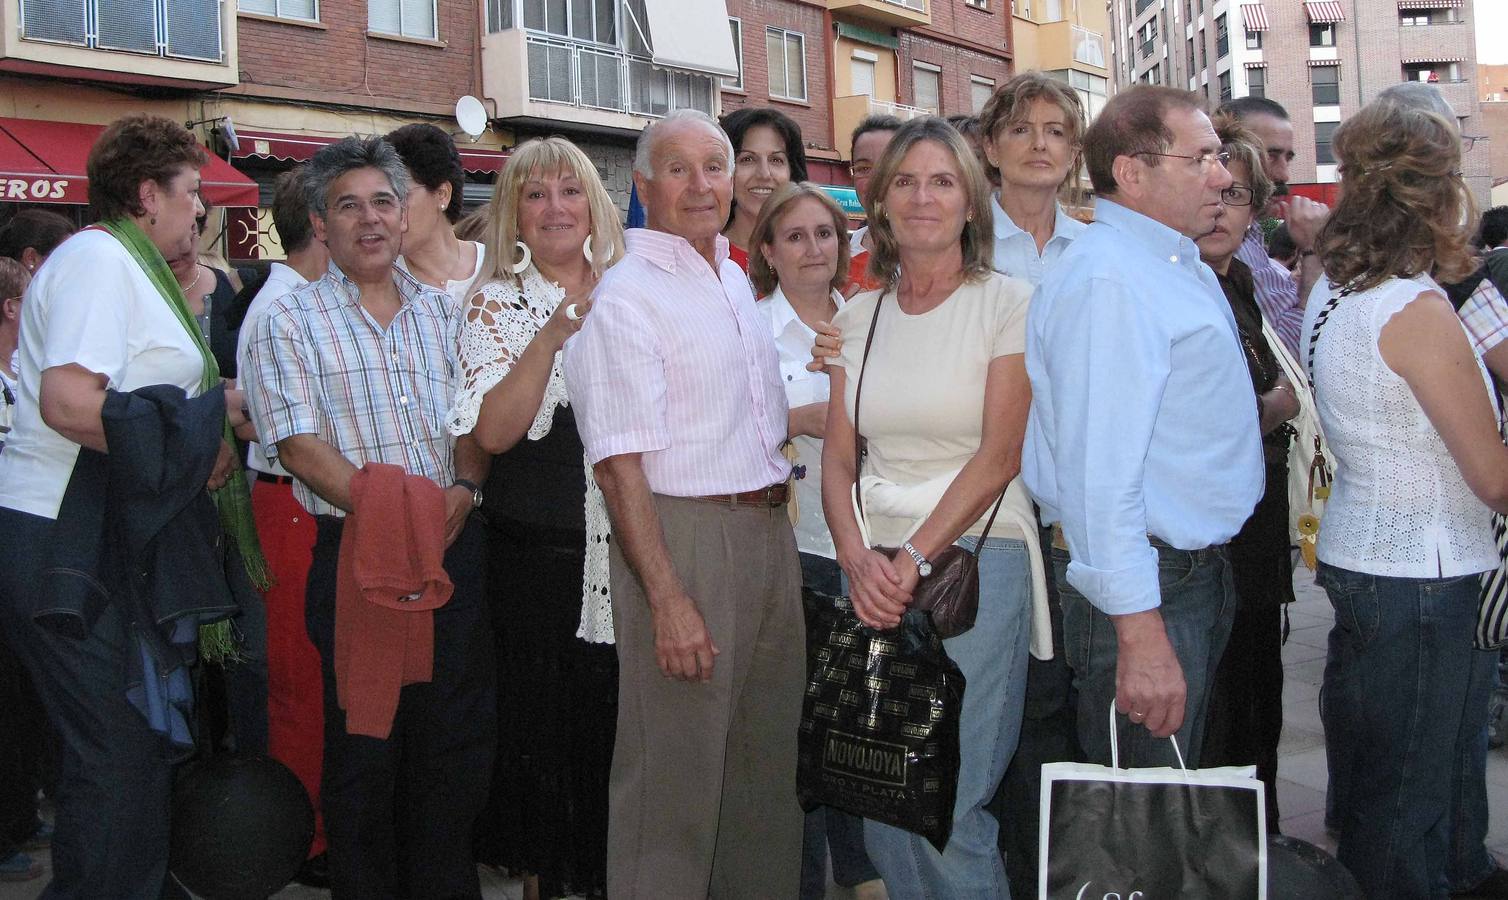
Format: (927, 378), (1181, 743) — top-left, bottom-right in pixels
(455, 96), (487, 139)
(220, 116), (240, 155)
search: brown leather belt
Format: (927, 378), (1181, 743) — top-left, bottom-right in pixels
(693, 482), (789, 508)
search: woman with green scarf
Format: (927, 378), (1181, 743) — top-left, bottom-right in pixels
(0, 114), (262, 898)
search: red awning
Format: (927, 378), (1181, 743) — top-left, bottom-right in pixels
(1244, 61), (1268, 68)
(1304, 1), (1345, 22)
(0, 117), (258, 207)
(1402, 55), (1463, 64)
(1307, 59), (1341, 67)
(1240, 4), (1270, 31)
(235, 128), (508, 174)
(1398, 0), (1461, 8)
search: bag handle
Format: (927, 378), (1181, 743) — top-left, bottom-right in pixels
(850, 289), (1008, 547)
(1108, 700), (1188, 776)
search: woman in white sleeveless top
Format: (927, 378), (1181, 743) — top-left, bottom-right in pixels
(1303, 100), (1508, 899)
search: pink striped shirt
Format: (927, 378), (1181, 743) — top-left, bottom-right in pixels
(563, 229), (790, 496)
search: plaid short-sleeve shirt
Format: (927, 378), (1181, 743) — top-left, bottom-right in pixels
(246, 262), (460, 517)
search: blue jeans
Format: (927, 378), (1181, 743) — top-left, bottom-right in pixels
(865, 537), (1032, 899)
(1058, 543), (1236, 768)
(1318, 563), (1480, 899)
(798, 553), (880, 899)
(1449, 646), (1500, 892)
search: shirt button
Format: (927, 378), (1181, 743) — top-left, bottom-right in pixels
(786, 374), (794, 381)
(1169, 255), (1179, 263)
(398, 396), (408, 404)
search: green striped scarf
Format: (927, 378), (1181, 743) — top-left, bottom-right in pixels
(98, 217), (271, 660)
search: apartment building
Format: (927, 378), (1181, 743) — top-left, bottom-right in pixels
(1107, 0), (1490, 201)
(1480, 62), (1507, 205)
(1010, 0), (1111, 122)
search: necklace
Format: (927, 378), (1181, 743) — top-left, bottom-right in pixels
(181, 265), (205, 297)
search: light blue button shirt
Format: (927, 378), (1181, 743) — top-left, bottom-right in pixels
(990, 195), (1087, 287)
(1022, 199), (1264, 616)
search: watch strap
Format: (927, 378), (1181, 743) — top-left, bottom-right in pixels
(453, 478), (482, 494)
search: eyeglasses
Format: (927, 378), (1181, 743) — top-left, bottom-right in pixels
(1462, 134), (1488, 153)
(1219, 185), (1255, 207)
(1134, 149), (1232, 172)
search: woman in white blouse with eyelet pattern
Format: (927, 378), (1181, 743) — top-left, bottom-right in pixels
(1301, 100), (1508, 899)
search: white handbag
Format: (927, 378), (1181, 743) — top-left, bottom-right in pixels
(1264, 318), (1332, 569)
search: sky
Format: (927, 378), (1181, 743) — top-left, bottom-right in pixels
(1481, 1), (1507, 65)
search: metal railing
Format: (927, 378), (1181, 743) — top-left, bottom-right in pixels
(525, 34), (716, 117)
(868, 97), (934, 119)
(880, 0), (927, 11)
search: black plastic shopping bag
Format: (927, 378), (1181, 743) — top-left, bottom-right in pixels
(796, 592), (965, 852)
(1039, 703), (1267, 899)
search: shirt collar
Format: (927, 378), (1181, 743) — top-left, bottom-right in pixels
(323, 259), (440, 311)
(765, 285), (845, 340)
(268, 261), (307, 287)
(626, 228), (730, 274)
(1094, 198), (1203, 269)
(991, 195), (1087, 247)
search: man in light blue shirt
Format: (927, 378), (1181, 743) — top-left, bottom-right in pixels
(1023, 86), (1264, 768)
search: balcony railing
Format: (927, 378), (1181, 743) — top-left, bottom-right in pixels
(1140, 38), (1155, 59)
(19, 0), (223, 62)
(882, 0), (927, 10)
(525, 34), (715, 117)
(867, 97), (934, 119)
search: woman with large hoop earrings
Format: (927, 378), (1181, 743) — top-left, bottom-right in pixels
(445, 136), (626, 900)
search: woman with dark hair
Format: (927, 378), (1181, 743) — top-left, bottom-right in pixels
(0, 209), (75, 274)
(719, 106), (808, 271)
(0, 114), (254, 897)
(822, 117), (1046, 896)
(386, 123), (486, 306)
(169, 205), (240, 376)
(1303, 99), (1508, 897)
(1194, 115), (1298, 829)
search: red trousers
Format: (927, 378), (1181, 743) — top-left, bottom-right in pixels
(253, 478), (326, 857)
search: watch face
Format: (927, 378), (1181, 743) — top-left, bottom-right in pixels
(918, 562), (932, 577)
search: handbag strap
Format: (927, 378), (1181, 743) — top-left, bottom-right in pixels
(850, 290), (1009, 548)
(1305, 282), (1351, 389)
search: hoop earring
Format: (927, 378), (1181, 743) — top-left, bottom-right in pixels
(512, 241), (532, 275)
(582, 235), (595, 265)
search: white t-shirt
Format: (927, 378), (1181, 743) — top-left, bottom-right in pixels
(832, 272), (1034, 546)
(0, 228), (205, 519)
(397, 240), (487, 310)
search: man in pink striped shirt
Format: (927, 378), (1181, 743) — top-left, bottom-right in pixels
(563, 109), (804, 899)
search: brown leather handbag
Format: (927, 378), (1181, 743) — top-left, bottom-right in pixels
(850, 290), (1008, 639)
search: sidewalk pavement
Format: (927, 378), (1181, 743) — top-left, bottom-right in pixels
(3, 568), (1504, 898)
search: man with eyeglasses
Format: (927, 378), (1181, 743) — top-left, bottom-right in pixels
(1218, 97), (1329, 357)
(1023, 86), (1264, 769)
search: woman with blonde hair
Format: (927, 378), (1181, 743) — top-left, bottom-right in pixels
(1302, 99), (1508, 897)
(445, 135), (625, 900)
(822, 116), (1047, 896)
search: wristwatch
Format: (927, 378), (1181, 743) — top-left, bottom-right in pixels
(902, 541), (933, 578)
(453, 478), (484, 510)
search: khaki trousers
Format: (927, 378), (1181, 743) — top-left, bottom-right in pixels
(607, 494), (806, 899)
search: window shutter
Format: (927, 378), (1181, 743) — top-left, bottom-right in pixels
(166, 0), (222, 61)
(20, 0), (88, 44)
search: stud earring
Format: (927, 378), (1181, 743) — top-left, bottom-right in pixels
(512, 241), (533, 275)
(150, 216), (157, 225)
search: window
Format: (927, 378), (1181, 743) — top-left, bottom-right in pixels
(1055, 67), (1108, 121)
(913, 63), (941, 112)
(23, 0), (222, 60)
(241, 0), (317, 20)
(485, 0), (511, 30)
(1404, 61), (1461, 83)
(1215, 13), (1228, 58)
(766, 27), (807, 101)
(725, 18), (743, 89)
(1139, 18), (1157, 58)
(1185, 0), (1193, 23)
(1309, 22), (1335, 46)
(1218, 69), (1231, 100)
(852, 55), (876, 96)
(1042, 0), (1062, 20)
(1247, 65), (1265, 97)
(1315, 120), (1337, 164)
(1400, 7), (1458, 25)
(971, 76), (995, 113)
(1311, 64), (1339, 105)
(1245, 29), (1262, 49)
(1186, 36), (1195, 75)
(521, 0), (616, 43)
(370, 0), (436, 39)
(1198, 31), (1206, 69)
(965, 0), (988, 8)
